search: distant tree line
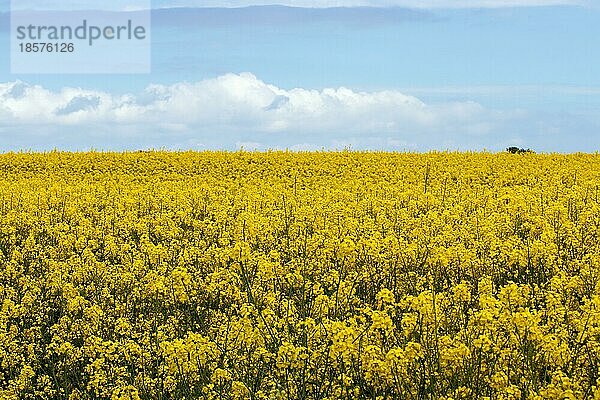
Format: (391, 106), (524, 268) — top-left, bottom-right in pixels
(506, 147), (535, 154)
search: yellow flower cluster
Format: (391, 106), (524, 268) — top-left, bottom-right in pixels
(0, 151), (600, 399)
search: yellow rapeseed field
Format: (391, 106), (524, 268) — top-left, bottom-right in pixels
(1, 151), (600, 400)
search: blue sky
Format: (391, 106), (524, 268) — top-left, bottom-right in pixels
(0, 0), (599, 152)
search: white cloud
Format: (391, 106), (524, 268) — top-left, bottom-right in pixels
(0, 73), (593, 152)
(0, 73), (500, 133)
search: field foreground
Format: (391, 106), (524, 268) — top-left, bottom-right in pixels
(1, 152), (600, 399)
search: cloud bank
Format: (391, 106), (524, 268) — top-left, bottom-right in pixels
(0, 73), (510, 146)
(1, 73), (596, 152)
